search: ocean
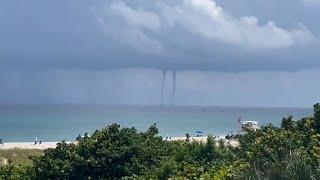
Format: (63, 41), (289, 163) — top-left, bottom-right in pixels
(0, 105), (313, 142)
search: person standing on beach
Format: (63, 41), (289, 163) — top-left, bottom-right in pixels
(34, 137), (38, 145)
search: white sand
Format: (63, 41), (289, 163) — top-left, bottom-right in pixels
(0, 136), (239, 150)
(0, 142), (75, 150)
(165, 136), (239, 147)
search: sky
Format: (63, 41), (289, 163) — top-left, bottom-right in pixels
(0, 0), (319, 107)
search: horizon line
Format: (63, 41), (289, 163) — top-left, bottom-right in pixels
(0, 103), (313, 109)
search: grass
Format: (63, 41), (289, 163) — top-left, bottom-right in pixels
(0, 149), (43, 166)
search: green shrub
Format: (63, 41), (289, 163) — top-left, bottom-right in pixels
(33, 123), (172, 179)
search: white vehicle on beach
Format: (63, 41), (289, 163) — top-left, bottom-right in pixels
(241, 121), (260, 131)
(226, 120), (260, 139)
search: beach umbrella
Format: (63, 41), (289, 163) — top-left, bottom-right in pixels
(195, 131), (203, 134)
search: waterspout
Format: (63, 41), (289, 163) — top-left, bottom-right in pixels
(161, 70), (167, 105)
(171, 70), (176, 105)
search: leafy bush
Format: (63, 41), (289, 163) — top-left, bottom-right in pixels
(33, 123), (172, 179)
(0, 165), (34, 180)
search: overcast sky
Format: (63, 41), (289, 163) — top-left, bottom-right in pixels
(0, 0), (319, 107)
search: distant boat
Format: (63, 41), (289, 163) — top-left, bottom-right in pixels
(202, 108), (206, 111)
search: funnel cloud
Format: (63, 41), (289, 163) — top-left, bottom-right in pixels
(161, 70), (167, 105)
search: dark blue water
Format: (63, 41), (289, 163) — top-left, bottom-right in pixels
(0, 105), (313, 142)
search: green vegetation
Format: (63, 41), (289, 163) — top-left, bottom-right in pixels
(2, 104), (320, 179)
(0, 149), (42, 166)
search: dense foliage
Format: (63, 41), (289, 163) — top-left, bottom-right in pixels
(32, 124), (172, 179)
(2, 104), (320, 179)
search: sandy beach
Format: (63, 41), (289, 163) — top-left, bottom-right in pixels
(0, 142), (75, 150)
(166, 136), (239, 147)
(0, 136), (239, 150)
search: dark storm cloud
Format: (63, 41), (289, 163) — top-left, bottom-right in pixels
(0, 0), (319, 72)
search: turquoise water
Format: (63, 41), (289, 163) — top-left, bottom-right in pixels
(0, 105), (313, 142)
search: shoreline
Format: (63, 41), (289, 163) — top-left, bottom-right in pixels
(0, 135), (239, 150)
(165, 136), (239, 147)
(0, 142), (75, 150)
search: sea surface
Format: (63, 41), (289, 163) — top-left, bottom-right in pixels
(0, 105), (313, 142)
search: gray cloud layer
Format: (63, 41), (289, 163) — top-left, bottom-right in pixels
(0, 0), (319, 72)
(103, 0), (313, 50)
